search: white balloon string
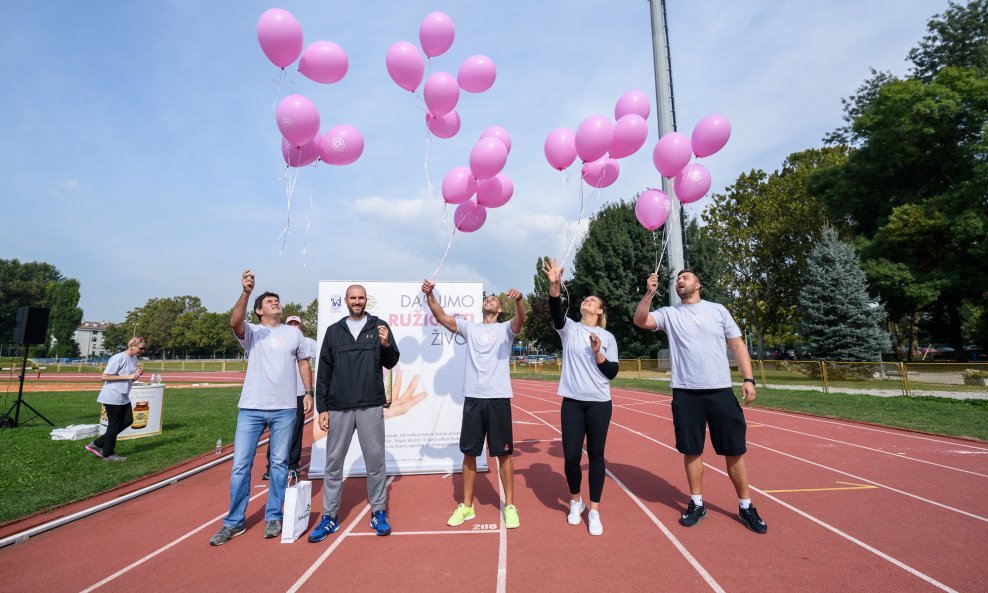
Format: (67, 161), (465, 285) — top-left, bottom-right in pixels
(561, 178), (586, 270)
(302, 163), (317, 266)
(278, 164), (301, 255)
(430, 227), (458, 282)
(424, 124), (439, 201)
(270, 68), (287, 116)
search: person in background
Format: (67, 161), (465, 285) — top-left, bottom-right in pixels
(85, 337), (146, 462)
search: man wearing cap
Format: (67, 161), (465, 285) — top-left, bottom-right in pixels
(263, 314), (317, 479)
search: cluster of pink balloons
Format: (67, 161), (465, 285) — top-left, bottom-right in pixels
(258, 9), (364, 168)
(441, 128), (513, 233)
(385, 12), (497, 140)
(543, 90), (651, 188)
(635, 114), (731, 231)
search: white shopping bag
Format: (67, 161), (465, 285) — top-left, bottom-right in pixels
(281, 477), (312, 543)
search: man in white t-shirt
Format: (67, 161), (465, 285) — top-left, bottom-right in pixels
(85, 337), (146, 462)
(210, 269), (313, 546)
(422, 280), (525, 529)
(263, 315), (316, 480)
(634, 269), (768, 534)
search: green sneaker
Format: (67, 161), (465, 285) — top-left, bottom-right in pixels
(504, 504), (520, 529)
(447, 503), (476, 526)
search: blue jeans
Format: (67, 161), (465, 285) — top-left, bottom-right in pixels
(223, 408), (296, 528)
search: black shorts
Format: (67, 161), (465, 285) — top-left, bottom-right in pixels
(671, 388), (747, 456)
(460, 397), (514, 457)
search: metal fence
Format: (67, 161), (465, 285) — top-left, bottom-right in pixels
(510, 359), (988, 399)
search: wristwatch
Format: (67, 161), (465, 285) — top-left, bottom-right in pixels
(304, 390), (313, 395)
(743, 378), (756, 386)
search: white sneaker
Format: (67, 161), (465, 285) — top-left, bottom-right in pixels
(567, 499), (585, 525)
(588, 510), (603, 536)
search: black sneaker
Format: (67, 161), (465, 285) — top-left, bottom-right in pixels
(261, 471), (270, 481)
(738, 505), (767, 534)
(209, 524), (246, 546)
(679, 500), (707, 527)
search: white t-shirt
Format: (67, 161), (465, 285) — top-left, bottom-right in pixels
(455, 320), (517, 399)
(346, 317), (368, 340)
(556, 318), (618, 402)
(650, 300), (742, 389)
(97, 351), (139, 405)
(237, 322), (308, 409)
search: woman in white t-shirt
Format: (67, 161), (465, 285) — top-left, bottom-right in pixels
(543, 257), (619, 536)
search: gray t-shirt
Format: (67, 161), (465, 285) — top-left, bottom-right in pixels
(650, 300), (742, 389)
(455, 320), (517, 399)
(346, 317), (368, 340)
(556, 318), (618, 402)
(237, 322), (307, 409)
(97, 351), (139, 405)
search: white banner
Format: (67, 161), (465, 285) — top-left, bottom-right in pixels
(98, 383), (165, 440)
(309, 281), (485, 477)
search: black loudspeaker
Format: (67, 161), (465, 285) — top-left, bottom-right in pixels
(13, 306), (49, 345)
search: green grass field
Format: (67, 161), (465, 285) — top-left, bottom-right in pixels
(0, 387), (241, 524)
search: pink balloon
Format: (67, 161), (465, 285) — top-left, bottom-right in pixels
(386, 41), (425, 92)
(476, 173), (513, 208)
(454, 201), (487, 233)
(298, 41), (348, 84)
(426, 110), (461, 139)
(276, 95), (320, 147)
(424, 72), (460, 117)
(575, 115), (614, 163)
(320, 125), (364, 166)
(257, 9), (303, 69)
(609, 114), (648, 159)
(479, 126), (511, 154)
(457, 55), (496, 93)
(281, 135), (321, 168)
(544, 128), (577, 171)
(674, 163), (712, 203)
(419, 12), (455, 58)
(469, 137), (508, 180)
(615, 90), (651, 121)
(441, 167), (476, 204)
(581, 157), (620, 188)
(652, 132), (693, 177)
(635, 189), (671, 231)
(691, 114), (731, 158)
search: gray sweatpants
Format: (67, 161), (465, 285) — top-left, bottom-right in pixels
(322, 406), (388, 516)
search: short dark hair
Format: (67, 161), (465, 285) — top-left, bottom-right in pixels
(677, 269), (702, 283)
(253, 291), (280, 315)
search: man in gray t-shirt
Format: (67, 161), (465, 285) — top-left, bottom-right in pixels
(634, 269), (768, 535)
(422, 280), (525, 530)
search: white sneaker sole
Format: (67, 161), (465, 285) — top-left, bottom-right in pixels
(567, 502), (586, 525)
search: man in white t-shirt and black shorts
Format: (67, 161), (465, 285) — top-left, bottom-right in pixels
(634, 269), (768, 534)
(422, 280), (526, 530)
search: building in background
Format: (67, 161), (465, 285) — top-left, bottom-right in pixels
(73, 321), (111, 358)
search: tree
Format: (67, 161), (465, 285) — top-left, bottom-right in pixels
(703, 148), (846, 356)
(523, 256), (558, 353)
(46, 280), (83, 358)
(799, 227), (889, 361)
(569, 200), (671, 358)
(0, 259), (64, 341)
(300, 298), (319, 339)
(121, 296), (206, 358)
(101, 323), (128, 354)
(908, 0), (988, 81)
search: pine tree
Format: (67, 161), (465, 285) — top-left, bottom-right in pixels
(799, 227), (889, 360)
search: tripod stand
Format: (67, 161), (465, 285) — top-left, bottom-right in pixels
(0, 344), (54, 429)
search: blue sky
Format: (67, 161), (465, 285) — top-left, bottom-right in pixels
(0, 1), (946, 322)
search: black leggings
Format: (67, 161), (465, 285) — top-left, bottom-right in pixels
(94, 403), (133, 457)
(560, 397), (612, 503)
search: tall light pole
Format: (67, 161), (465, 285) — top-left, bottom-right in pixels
(649, 0), (685, 305)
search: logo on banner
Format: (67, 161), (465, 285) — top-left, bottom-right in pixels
(330, 295), (343, 312)
(366, 295), (377, 310)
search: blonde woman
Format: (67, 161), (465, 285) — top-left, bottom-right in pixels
(543, 258), (619, 536)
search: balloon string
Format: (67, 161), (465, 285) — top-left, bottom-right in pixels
(561, 178), (585, 270)
(430, 227), (458, 282)
(278, 164), (301, 255)
(302, 163), (317, 266)
(424, 124), (439, 201)
(270, 69), (287, 117)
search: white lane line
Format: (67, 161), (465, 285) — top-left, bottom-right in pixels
(79, 488), (270, 593)
(511, 400), (726, 593)
(285, 476), (396, 593)
(607, 419), (961, 593)
(496, 461), (508, 593)
(620, 404), (988, 495)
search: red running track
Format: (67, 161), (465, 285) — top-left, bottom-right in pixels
(1, 379), (985, 593)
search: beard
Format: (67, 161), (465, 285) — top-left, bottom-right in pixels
(347, 303), (365, 317)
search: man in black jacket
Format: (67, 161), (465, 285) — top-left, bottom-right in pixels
(309, 284), (400, 542)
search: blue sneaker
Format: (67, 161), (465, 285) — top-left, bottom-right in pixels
(307, 515), (339, 543)
(370, 510), (391, 536)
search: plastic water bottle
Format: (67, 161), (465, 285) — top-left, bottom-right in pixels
(158, 374), (164, 385)
(215, 438), (223, 454)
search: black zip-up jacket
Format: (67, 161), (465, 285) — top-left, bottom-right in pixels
(316, 314), (400, 412)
